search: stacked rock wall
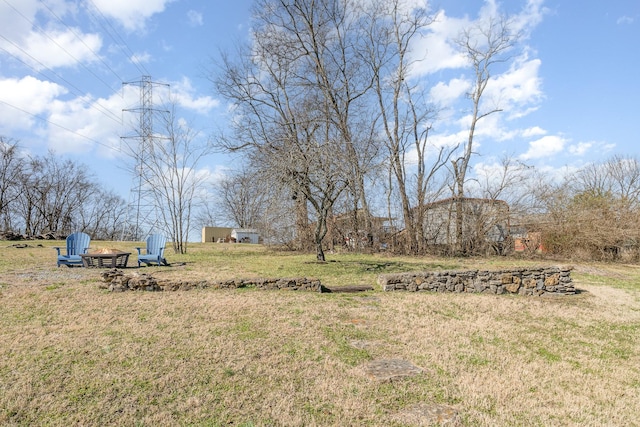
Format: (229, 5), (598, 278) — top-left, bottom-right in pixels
(99, 269), (324, 292)
(377, 266), (574, 296)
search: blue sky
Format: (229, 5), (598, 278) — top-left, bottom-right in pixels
(0, 0), (639, 202)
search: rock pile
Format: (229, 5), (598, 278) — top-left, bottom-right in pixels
(0, 231), (68, 240)
(99, 269), (161, 292)
(378, 266), (574, 296)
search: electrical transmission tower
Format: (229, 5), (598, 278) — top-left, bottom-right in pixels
(121, 75), (170, 241)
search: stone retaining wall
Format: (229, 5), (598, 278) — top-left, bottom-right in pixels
(99, 269), (324, 292)
(100, 267), (574, 296)
(377, 266), (574, 296)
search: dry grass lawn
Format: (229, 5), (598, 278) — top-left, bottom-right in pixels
(1, 241), (639, 426)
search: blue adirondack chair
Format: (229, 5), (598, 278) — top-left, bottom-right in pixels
(54, 232), (91, 267)
(136, 234), (168, 267)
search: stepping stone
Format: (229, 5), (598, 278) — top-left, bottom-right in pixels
(393, 403), (460, 426)
(363, 358), (422, 381)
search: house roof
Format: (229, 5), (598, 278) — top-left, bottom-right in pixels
(232, 228), (259, 234)
(418, 196), (509, 210)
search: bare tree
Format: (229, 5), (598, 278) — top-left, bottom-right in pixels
(576, 155), (640, 209)
(608, 156), (640, 208)
(21, 153), (92, 235)
(6, 151), (129, 238)
(213, 0), (374, 261)
(216, 167), (268, 228)
(473, 154), (535, 229)
(0, 137), (24, 231)
(122, 100), (210, 253)
(451, 15), (519, 254)
(529, 156), (640, 260)
(365, 0), (452, 254)
(148, 103), (209, 254)
(78, 189), (129, 240)
(460, 156), (532, 254)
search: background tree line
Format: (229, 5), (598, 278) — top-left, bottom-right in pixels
(0, 137), (127, 240)
(208, 0), (522, 259)
(2, 0), (639, 263)
(206, 0), (640, 261)
(529, 156), (640, 261)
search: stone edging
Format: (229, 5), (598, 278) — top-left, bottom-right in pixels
(377, 266), (574, 296)
(99, 266), (575, 296)
(99, 269), (324, 292)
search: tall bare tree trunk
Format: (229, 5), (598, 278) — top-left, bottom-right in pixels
(452, 15), (517, 255)
(293, 191), (309, 251)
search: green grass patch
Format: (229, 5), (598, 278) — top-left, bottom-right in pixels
(321, 325), (372, 366)
(1, 241), (640, 425)
(536, 347), (562, 362)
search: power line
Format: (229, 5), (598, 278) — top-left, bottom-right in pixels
(0, 39), (122, 124)
(39, 0), (125, 84)
(120, 76), (170, 240)
(85, 0), (150, 77)
(0, 0), (163, 162)
(1, 0), (119, 94)
(0, 99), (121, 154)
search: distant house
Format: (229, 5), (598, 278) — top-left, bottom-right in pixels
(301, 209), (397, 251)
(416, 197), (511, 254)
(510, 218), (547, 253)
(328, 209), (397, 250)
(201, 227), (234, 243)
(513, 231), (545, 253)
(231, 228), (260, 244)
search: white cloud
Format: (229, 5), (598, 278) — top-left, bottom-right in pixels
(130, 51), (152, 64)
(536, 163), (581, 183)
(429, 77), (470, 106)
(480, 114), (520, 141)
(520, 135), (567, 160)
(414, 1), (546, 153)
(452, 110), (519, 144)
(410, 10), (469, 76)
(20, 29), (102, 70)
(170, 77), (220, 114)
(616, 15), (635, 25)
(89, 0), (175, 32)
(568, 141), (592, 156)
(47, 89), (133, 157)
(412, 0), (547, 77)
(0, 76), (67, 130)
(187, 10), (203, 27)
(521, 126), (546, 138)
(0, 0), (103, 70)
(430, 130), (466, 150)
(512, 0), (549, 36)
(477, 0), (500, 21)
(568, 141), (615, 158)
(160, 40), (173, 52)
(484, 52), (543, 119)
(0, 75), (131, 158)
(0, 0), (38, 43)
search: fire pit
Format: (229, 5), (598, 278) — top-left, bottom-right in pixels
(81, 248), (131, 268)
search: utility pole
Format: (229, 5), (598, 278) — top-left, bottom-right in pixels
(121, 75), (169, 241)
